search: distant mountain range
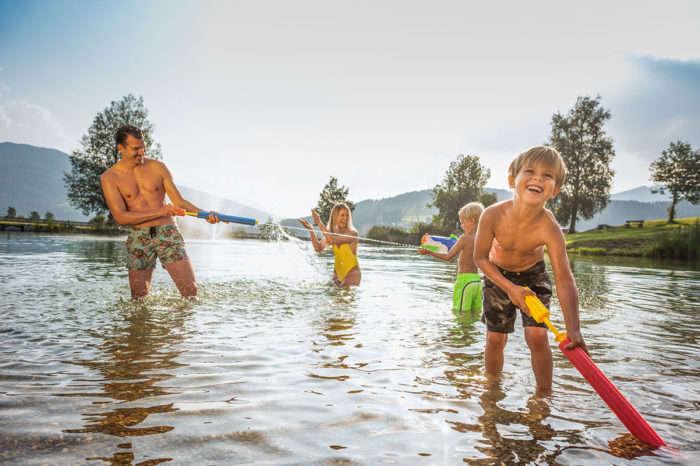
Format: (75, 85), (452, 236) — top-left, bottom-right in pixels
(2, 142), (698, 234)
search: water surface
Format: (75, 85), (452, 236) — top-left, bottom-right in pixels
(0, 233), (698, 464)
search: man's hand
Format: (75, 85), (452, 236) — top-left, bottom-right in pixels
(507, 285), (537, 316)
(206, 211), (228, 224)
(163, 204), (185, 217)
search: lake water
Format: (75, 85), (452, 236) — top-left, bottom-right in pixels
(0, 232), (698, 464)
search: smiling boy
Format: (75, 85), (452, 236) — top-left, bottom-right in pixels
(473, 146), (587, 389)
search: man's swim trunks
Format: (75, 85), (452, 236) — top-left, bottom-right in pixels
(332, 243), (359, 282)
(126, 224), (189, 270)
(453, 273), (482, 314)
(481, 260), (550, 333)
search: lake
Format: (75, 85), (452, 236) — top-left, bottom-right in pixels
(0, 232), (698, 464)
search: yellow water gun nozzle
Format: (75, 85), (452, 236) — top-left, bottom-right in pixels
(524, 289), (567, 343)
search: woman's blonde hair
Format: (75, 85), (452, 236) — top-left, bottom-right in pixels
(509, 146), (567, 188)
(326, 203), (355, 233)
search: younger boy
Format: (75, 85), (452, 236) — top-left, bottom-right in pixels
(418, 202), (485, 317)
(473, 146), (587, 390)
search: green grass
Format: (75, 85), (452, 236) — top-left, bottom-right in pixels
(565, 217), (699, 259)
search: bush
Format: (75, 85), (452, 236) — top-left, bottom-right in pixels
(644, 222), (700, 260)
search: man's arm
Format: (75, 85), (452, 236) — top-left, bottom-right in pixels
(159, 162), (222, 223)
(473, 208), (535, 312)
(100, 171), (179, 226)
(545, 219), (587, 352)
(419, 234), (465, 261)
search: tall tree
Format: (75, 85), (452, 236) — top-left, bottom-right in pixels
(430, 154), (491, 231)
(63, 94), (162, 219)
(547, 95), (615, 233)
(315, 176), (355, 223)
(6, 206), (16, 218)
(650, 140), (700, 223)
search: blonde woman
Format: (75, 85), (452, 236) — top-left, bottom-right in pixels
(299, 203), (361, 286)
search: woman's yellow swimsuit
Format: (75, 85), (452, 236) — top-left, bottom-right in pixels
(332, 243), (359, 281)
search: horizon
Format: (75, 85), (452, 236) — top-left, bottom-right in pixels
(1, 0), (698, 217)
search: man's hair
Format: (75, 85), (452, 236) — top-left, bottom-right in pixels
(459, 202), (485, 223)
(115, 124), (143, 147)
(509, 146), (567, 187)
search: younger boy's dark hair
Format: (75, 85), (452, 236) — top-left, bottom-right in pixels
(115, 124), (143, 148)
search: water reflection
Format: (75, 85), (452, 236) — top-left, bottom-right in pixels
(59, 299), (193, 462)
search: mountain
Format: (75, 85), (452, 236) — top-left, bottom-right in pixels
(610, 185), (670, 202)
(0, 142), (88, 220)
(282, 187), (513, 235)
(0, 142), (272, 224)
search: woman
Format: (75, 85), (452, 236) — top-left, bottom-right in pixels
(299, 203), (361, 286)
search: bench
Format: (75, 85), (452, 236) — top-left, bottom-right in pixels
(625, 220), (644, 228)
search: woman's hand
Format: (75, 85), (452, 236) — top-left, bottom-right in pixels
(311, 209), (323, 226)
(299, 219), (313, 231)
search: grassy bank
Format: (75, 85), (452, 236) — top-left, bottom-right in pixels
(566, 217), (699, 259)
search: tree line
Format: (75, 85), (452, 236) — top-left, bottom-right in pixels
(63, 94), (699, 234)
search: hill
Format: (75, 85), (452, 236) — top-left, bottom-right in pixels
(0, 142), (88, 221)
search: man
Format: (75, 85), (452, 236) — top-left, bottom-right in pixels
(101, 124), (221, 298)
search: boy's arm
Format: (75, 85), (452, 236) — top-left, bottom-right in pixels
(473, 209), (535, 312)
(418, 234), (465, 261)
(546, 221), (588, 352)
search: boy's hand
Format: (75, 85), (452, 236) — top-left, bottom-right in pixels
(418, 247), (430, 255)
(507, 285), (537, 315)
(563, 329), (589, 355)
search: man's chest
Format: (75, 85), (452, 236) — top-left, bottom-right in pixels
(116, 171), (164, 201)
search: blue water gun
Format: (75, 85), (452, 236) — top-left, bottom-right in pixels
(182, 210), (258, 226)
(419, 233), (458, 253)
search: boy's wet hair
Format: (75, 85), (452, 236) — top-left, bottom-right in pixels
(509, 146), (567, 187)
(327, 203), (356, 233)
(115, 124), (144, 147)
(459, 202), (485, 222)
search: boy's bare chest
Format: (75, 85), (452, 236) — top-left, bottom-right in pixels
(493, 223), (543, 253)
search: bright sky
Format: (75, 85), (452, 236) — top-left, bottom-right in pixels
(1, 0), (699, 217)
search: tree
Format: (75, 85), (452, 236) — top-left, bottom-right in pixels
(315, 176), (355, 223)
(547, 95), (615, 233)
(64, 94), (162, 220)
(44, 211), (54, 221)
(430, 154), (491, 231)
(29, 211), (40, 221)
(650, 140), (700, 223)
(6, 206), (16, 218)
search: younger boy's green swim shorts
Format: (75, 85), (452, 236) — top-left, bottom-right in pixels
(453, 273), (483, 314)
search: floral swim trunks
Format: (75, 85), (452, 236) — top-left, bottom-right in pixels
(125, 224), (189, 270)
(481, 260), (551, 333)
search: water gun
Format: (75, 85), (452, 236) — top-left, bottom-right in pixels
(419, 234), (458, 253)
(177, 209), (258, 226)
(524, 292), (667, 449)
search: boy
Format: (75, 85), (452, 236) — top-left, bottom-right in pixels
(473, 146), (587, 390)
(419, 202), (485, 317)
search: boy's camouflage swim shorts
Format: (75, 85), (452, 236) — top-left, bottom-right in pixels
(481, 260), (550, 333)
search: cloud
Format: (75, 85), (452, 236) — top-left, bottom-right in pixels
(0, 98), (75, 152)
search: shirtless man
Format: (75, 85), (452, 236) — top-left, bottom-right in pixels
(101, 124), (220, 298)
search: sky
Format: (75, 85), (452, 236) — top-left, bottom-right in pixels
(1, 0), (699, 218)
